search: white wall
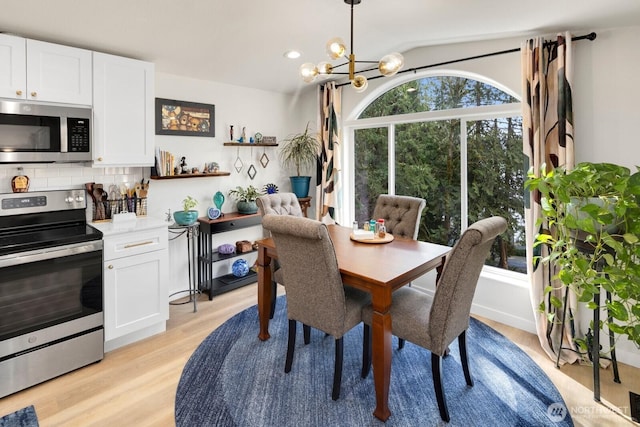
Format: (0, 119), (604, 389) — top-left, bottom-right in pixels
(333, 25), (640, 367)
(151, 72), (316, 297)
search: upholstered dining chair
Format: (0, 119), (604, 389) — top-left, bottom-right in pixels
(261, 214), (370, 400)
(373, 194), (426, 349)
(372, 194), (426, 239)
(257, 193), (304, 319)
(361, 216), (507, 422)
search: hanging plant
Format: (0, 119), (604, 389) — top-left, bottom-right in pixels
(525, 162), (640, 350)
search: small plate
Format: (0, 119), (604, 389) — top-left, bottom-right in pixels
(208, 207), (221, 220)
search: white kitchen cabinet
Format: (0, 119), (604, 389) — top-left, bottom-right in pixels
(92, 52), (155, 166)
(0, 34), (92, 104)
(0, 34), (26, 99)
(100, 222), (168, 351)
(26, 39), (92, 105)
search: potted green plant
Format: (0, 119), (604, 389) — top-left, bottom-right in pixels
(525, 162), (640, 350)
(279, 123), (320, 198)
(173, 196), (199, 225)
(228, 185), (263, 214)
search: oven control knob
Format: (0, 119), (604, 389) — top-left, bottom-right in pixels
(75, 195), (84, 203)
(65, 196), (74, 203)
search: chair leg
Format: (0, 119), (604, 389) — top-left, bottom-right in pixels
(458, 330), (473, 387)
(332, 337), (344, 400)
(361, 324), (372, 378)
(285, 320), (296, 373)
(398, 338), (405, 350)
(431, 353), (450, 422)
(303, 324), (311, 345)
(269, 280), (277, 319)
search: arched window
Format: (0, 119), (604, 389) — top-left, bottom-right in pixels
(351, 75), (524, 272)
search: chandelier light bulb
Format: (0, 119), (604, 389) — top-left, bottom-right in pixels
(317, 62), (334, 75)
(378, 52), (405, 76)
(299, 62), (319, 83)
(351, 75), (368, 92)
(326, 37), (347, 59)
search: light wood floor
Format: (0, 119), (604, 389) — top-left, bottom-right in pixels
(0, 284), (637, 426)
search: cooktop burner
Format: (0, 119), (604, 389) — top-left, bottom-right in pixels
(0, 190), (102, 257)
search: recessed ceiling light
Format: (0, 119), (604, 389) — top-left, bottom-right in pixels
(284, 50), (301, 59)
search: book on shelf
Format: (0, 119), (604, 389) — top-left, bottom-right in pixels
(154, 148), (176, 177)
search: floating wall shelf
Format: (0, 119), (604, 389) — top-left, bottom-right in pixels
(223, 142), (278, 147)
(150, 172), (231, 180)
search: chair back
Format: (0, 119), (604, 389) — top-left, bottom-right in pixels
(428, 216), (507, 355)
(257, 193), (303, 217)
(261, 214), (348, 337)
(372, 194), (426, 239)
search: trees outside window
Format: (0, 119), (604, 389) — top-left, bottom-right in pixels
(352, 76), (525, 272)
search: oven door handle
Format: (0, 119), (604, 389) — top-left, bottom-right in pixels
(0, 240), (103, 268)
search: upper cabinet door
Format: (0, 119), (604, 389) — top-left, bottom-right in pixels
(26, 39), (92, 105)
(92, 52), (155, 166)
(0, 34), (27, 99)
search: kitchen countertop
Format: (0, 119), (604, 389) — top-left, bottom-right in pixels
(90, 215), (169, 237)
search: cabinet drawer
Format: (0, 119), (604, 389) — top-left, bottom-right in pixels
(200, 214), (262, 234)
(104, 227), (168, 260)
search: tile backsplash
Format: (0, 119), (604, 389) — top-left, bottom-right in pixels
(0, 164), (145, 194)
(0, 164), (146, 222)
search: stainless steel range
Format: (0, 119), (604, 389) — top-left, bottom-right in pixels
(0, 189), (104, 398)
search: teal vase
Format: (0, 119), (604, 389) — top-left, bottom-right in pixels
(213, 191), (225, 210)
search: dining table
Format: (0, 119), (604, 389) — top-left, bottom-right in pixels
(256, 224), (451, 421)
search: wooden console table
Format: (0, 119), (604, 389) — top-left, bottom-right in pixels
(197, 212), (262, 299)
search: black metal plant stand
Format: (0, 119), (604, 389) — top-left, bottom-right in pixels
(555, 238), (621, 401)
(168, 222), (200, 313)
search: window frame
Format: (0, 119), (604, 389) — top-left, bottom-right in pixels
(341, 72), (523, 277)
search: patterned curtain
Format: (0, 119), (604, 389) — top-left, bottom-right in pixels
(522, 32), (578, 364)
(316, 82), (342, 223)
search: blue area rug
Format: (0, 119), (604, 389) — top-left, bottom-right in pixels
(0, 406), (38, 427)
(176, 297), (572, 426)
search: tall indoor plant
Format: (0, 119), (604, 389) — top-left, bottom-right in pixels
(279, 123), (320, 198)
(525, 162), (640, 350)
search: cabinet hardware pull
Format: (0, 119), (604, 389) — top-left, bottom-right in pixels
(108, 265), (114, 269)
(30, 91), (37, 97)
(16, 90), (23, 96)
(124, 240), (154, 249)
(97, 157), (103, 162)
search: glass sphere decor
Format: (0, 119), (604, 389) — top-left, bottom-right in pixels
(232, 259), (250, 278)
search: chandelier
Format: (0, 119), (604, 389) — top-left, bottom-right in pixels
(299, 0), (404, 92)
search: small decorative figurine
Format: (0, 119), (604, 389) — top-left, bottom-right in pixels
(263, 183), (279, 194)
(230, 125), (234, 141)
(180, 157), (189, 174)
(241, 127), (247, 143)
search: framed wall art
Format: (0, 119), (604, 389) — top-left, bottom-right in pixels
(155, 98), (215, 137)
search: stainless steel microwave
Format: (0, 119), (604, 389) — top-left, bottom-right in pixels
(0, 100), (92, 163)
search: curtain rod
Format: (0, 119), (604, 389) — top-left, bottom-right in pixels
(334, 32), (597, 88)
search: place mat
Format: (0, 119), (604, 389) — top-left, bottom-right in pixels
(349, 232), (394, 244)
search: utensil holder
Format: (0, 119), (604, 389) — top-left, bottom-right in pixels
(92, 197), (147, 222)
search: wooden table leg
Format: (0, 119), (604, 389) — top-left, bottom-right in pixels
(371, 289), (393, 421)
(257, 245), (273, 341)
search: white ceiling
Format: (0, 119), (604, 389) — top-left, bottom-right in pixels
(1, 0), (639, 96)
